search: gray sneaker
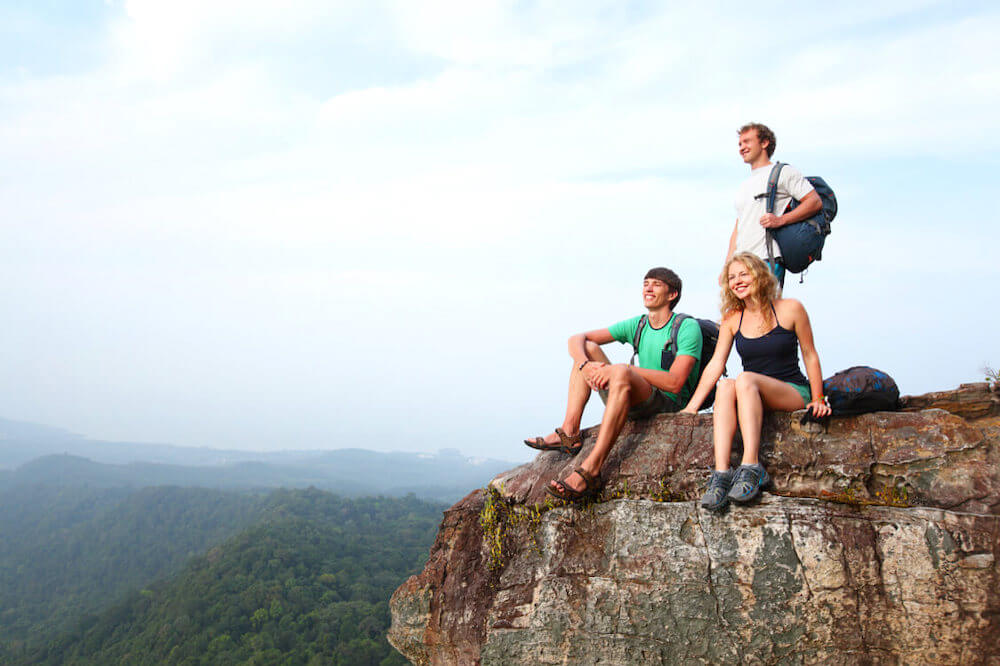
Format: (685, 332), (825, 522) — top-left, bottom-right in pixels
(727, 464), (771, 504)
(700, 469), (734, 511)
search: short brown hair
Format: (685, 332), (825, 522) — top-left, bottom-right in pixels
(738, 122), (776, 158)
(644, 267), (682, 308)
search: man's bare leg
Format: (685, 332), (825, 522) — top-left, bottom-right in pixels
(534, 340), (611, 447)
(551, 365), (654, 493)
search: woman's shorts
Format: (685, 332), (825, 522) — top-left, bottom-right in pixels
(787, 382), (811, 406)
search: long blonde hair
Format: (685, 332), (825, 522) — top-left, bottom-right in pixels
(720, 252), (779, 317)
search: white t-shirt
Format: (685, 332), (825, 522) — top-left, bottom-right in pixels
(734, 163), (815, 260)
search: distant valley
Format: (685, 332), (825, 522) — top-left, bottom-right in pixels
(0, 415), (517, 662)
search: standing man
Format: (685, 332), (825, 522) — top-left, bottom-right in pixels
(523, 268), (703, 503)
(726, 123), (822, 287)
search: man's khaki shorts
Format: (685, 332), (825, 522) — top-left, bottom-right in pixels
(598, 387), (680, 420)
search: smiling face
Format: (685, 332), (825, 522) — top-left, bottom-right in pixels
(642, 278), (676, 310)
(738, 130), (768, 166)
(727, 260), (754, 301)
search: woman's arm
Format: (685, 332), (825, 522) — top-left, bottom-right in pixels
(782, 299), (831, 418)
(681, 315), (736, 413)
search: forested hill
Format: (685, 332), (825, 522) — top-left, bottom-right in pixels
(0, 486), (444, 665)
(0, 485), (271, 648)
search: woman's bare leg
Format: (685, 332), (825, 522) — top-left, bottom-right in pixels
(734, 372), (807, 464)
(711, 379), (738, 471)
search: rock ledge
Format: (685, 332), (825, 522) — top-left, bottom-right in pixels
(390, 384), (1000, 665)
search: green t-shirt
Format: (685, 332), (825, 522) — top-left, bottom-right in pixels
(608, 313), (703, 405)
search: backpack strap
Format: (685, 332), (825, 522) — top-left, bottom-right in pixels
(667, 313), (690, 357)
(764, 162), (785, 214)
(660, 313), (691, 371)
(629, 315), (648, 366)
(763, 162), (785, 271)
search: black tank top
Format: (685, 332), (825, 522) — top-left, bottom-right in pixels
(734, 304), (808, 385)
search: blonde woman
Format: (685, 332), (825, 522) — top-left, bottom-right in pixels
(682, 252), (831, 510)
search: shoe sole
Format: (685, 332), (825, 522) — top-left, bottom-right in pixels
(701, 497), (729, 511)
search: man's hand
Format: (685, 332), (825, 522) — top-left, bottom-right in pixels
(760, 191), (821, 230)
(759, 213), (784, 228)
(581, 361), (609, 391)
(580, 361), (608, 391)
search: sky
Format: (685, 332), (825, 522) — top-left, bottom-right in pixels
(1, 1), (998, 461)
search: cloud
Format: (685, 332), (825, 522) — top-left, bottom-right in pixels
(2, 1), (998, 453)
(116, 0), (366, 77)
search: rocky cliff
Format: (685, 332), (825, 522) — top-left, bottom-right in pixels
(389, 383), (1000, 665)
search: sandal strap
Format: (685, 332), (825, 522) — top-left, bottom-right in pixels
(546, 467), (600, 502)
(574, 467), (597, 490)
(555, 427), (582, 453)
(555, 427), (577, 444)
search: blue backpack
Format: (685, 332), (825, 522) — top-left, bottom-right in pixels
(764, 162), (837, 275)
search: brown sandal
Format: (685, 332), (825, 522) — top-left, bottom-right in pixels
(524, 427), (582, 455)
(545, 467), (601, 503)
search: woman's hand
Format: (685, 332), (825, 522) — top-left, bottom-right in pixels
(680, 405), (698, 415)
(806, 399), (831, 418)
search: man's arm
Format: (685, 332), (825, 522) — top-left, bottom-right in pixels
(567, 328), (617, 391)
(759, 190), (822, 229)
(567, 328), (615, 367)
(631, 355), (696, 394)
(721, 219), (738, 284)
(631, 318), (702, 394)
(726, 219), (738, 262)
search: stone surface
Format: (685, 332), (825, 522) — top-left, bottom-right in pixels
(901, 381), (1000, 421)
(490, 386), (1000, 515)
(389, 385), (1000, 665)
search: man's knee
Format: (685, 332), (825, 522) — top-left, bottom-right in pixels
(607, 365), (633, 394)
(584, 340), (602, 356)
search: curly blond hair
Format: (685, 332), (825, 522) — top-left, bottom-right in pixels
(720, 252), (779, 316)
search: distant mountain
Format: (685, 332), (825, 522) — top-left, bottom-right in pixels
(0, 416), (318, 468)
(0, 417), (517, 502)
(1, 448), (510, 503)
(3, 488), (442, 665)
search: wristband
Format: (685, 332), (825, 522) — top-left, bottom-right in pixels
(578, 360), (590, 371)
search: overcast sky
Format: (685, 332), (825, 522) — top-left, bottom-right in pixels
(2, 1), (997, 461)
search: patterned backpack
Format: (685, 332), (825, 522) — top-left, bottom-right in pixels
(822, 366), (900, 416)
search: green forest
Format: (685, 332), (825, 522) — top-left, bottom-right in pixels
(0, 485), (444, 664)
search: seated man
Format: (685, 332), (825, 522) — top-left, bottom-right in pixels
(524, 267), (703, 502)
